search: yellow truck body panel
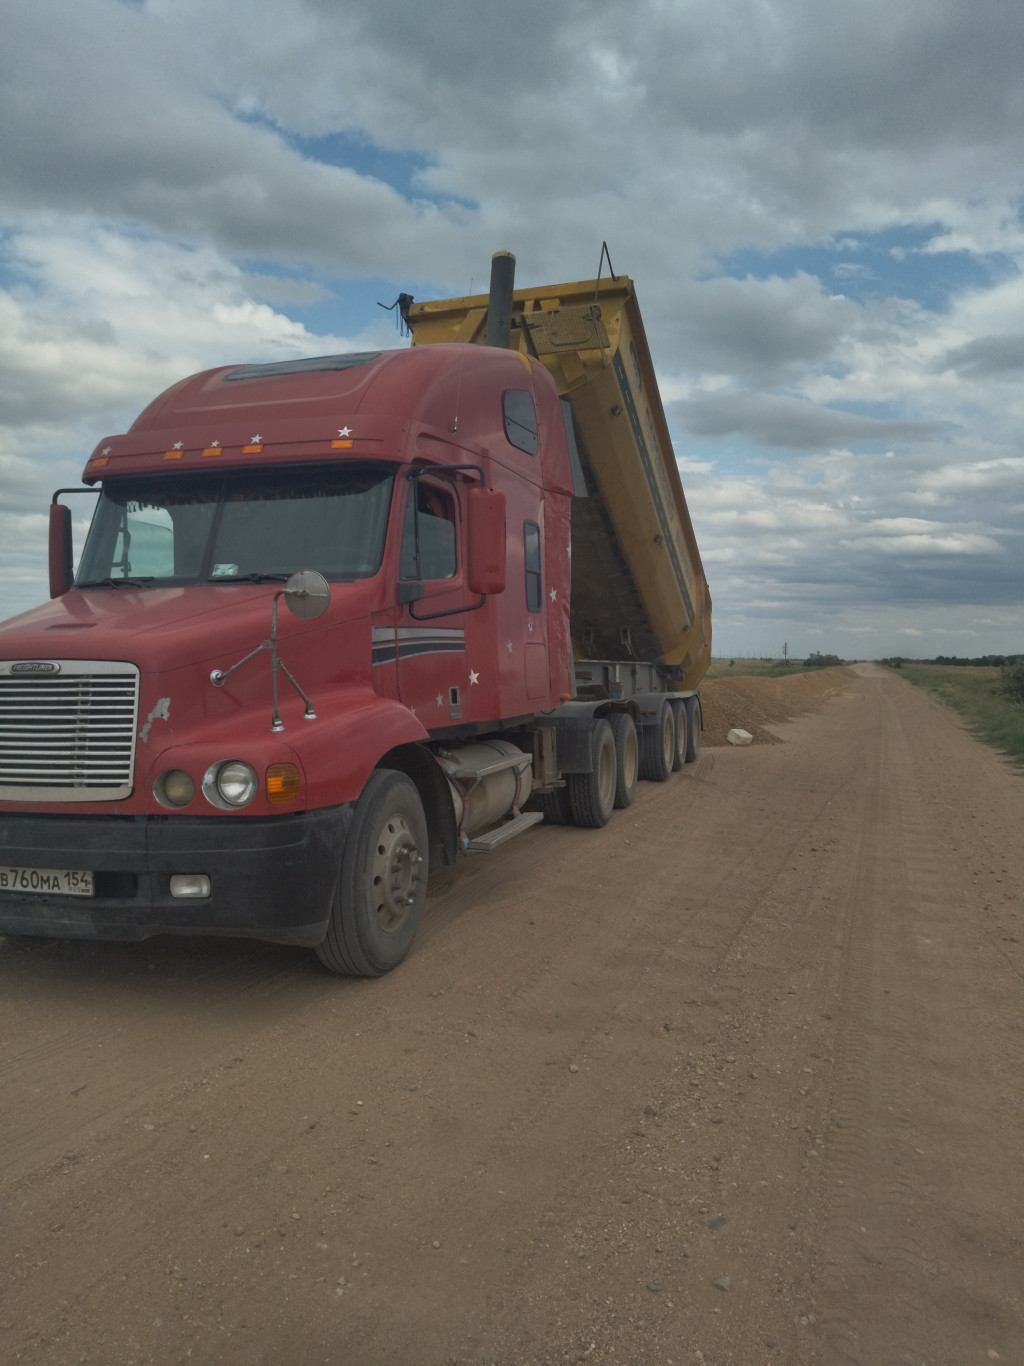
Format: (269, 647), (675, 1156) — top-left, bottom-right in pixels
(407, 274), (711, 690)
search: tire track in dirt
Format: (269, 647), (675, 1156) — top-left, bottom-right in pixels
(816, 670), (1024, 1366)
(0, 938), (327, 1181)
(4, 709), (871, 1364)
(2, 666), (1022, 1366)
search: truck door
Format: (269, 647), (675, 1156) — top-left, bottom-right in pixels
(394, 472), (477, 725)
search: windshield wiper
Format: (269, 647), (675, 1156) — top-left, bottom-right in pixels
(209, 572), (291, 583)
(77, 576), (156, 588)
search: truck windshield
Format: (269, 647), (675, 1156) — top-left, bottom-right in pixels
(76, 465), (395, 587)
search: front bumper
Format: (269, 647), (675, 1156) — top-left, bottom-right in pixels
(0, 806), (351, 945)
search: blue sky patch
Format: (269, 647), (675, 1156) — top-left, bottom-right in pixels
(713, 225), (1008, 312)
(239, 257), (441, 341)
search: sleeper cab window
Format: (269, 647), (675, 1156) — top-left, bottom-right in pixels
(524, 520), (542, 612)
(400, 481), (457, 580)
(504, 389), (538, 455)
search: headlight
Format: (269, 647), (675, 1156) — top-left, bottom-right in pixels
(154, 769), (196, 808)
(203, 760), (258, 809)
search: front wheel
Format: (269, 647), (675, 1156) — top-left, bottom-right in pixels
(316, 769), (428, 977)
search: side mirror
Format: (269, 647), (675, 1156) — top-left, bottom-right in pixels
(49, 503), (73, 598)
(282, 570), (331, 620)
(466, 487), (506, 596)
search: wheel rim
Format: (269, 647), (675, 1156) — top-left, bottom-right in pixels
(623, 729), (638, 787)
(597, 736), (616, 809)
(370, 812), (422, 933)
(661, 710), (674, 767)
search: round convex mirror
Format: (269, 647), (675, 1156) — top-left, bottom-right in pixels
(282, 570), (331, 620)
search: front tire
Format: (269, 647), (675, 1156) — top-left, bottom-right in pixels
(316, 769), (428, 977)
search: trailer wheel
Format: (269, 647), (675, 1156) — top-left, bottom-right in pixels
(608, 712), (638, 808)
(670, 701), (688, 772)
(567, 719), (617, 828)
(684, 696), (701, 763)
(315, 769), (428, 977)
(538, 784), (573, 825)
(639, 700), (674, 783)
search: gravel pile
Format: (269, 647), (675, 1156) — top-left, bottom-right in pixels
(699, 666), (854, 746)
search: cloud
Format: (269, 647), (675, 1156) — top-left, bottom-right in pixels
(669, 273), (858, 382)
(0, 219), (399, 619)
(0, 2), (470, 279)
(0, 223), (372, 429)
(1, 0), (1023, 657)
(674, 391), (945, 450)
(934, 334), (1024, 379)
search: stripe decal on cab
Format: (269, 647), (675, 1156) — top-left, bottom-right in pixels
(371, 626), (466, 665)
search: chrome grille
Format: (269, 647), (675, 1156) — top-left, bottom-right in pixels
(0, 661), (140, 802)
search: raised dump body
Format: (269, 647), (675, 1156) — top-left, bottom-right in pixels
(406, 273), (712, 689)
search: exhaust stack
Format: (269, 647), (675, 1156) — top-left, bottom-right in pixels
(484, 250), (516, 349)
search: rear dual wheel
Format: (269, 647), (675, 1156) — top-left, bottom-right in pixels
(670, 702), (688, 772)
(607, 712), (638, 808)
(538, 784), (573, 825)
(566, 718), (617, 828)
(639, 700), (675, 782)
(684, 696), (702, 762)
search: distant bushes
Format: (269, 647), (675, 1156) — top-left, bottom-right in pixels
(803, 651), (843, 668)
(1002, 659), (1024, 707)
(931, 654), (1024, 667)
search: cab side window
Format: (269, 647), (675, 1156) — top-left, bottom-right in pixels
(504, 390), (538, 455)
(524, 520), (542, 611)
(400, 481), (457, 580)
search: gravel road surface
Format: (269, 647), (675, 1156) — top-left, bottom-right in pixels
(1, 664), (1021, 1365)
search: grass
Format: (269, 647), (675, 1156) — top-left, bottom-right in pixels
(705, 657), (843, 680)
(892, 663), (1024, 764)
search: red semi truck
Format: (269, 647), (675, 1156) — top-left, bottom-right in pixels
(0, 255), (711, 975)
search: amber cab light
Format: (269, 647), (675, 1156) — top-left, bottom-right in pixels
(266, 763), (302, 805)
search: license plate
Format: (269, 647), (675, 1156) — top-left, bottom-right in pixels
(0, 866), (94, 897)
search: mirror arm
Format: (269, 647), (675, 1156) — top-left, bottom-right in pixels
(408, 593), (486, 621)
(209, 571), (330, 729)
(209, 639), (272, 688)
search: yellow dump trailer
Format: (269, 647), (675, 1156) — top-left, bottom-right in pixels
(406, 269), (711, 690)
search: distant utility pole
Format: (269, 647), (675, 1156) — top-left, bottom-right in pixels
(782, 642), (789, 663)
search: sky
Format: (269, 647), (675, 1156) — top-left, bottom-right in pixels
(2, 0), (1023, 660)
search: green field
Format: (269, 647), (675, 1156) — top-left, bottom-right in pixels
(705, 657), (842, 680)
(891, 663), (1024, 764)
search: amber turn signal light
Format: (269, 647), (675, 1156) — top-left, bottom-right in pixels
(266, 762), (301, 805)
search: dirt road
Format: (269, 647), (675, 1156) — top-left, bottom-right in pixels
(1, 665), (1022, 1365)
